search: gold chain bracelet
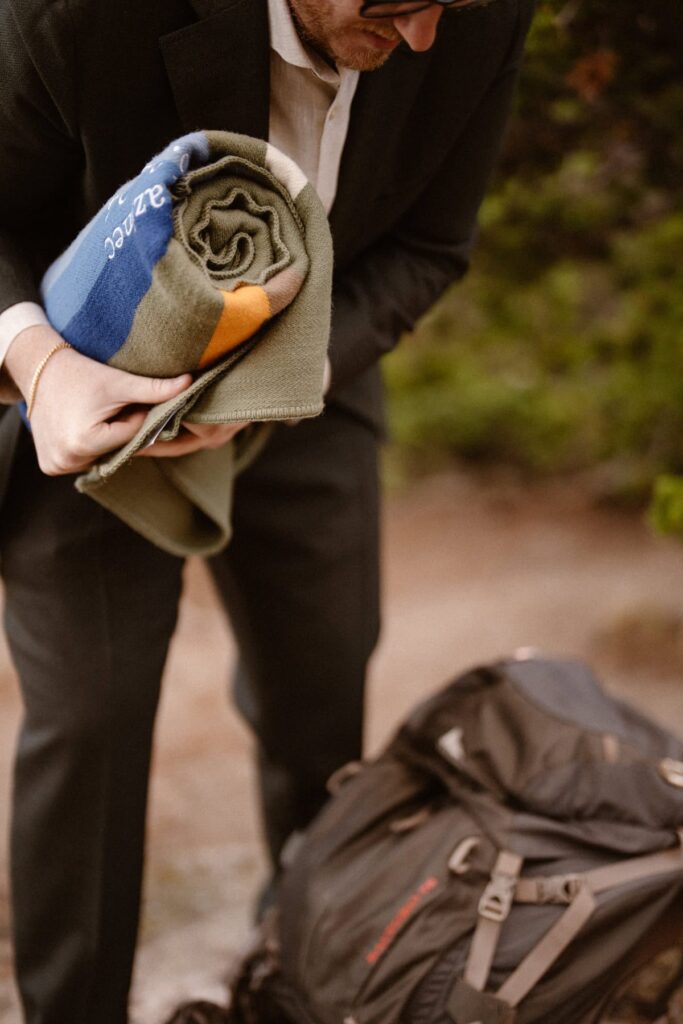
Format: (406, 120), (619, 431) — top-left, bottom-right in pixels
(26, 341), (72, 419)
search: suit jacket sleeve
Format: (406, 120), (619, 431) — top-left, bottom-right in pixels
(327, 0), (534, 389)
(0, 0), (82, 316)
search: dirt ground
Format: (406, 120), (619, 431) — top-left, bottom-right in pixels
(1, 470), (683, 1023)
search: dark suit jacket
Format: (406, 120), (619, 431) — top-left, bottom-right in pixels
(0, 0), (534, 497)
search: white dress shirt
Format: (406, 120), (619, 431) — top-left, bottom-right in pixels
(268, 0), (359, 214)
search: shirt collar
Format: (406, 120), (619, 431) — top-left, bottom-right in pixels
(267, 0), (341, 85)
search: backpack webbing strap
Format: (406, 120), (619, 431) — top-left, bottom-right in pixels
(464, 851), (523, 993)
(583, 836), (683, 892)
(514, 833), (683, 904)
(496, 883), (596, 1007)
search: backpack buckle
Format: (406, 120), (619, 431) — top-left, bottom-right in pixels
(449, 836), (481, 875)
(534, 874), (582, 904)
(478, 873), (516, 922)
(659, 758), (683, 788)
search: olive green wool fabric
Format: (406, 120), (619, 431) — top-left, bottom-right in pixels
(70, 131), (332, 556)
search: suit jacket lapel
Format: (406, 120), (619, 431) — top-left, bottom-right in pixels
(160, 0), (270, 140)
(330, 47), (432, 258)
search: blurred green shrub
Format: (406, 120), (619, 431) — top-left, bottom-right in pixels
(651, 476), (683, 536)
(384, 0), (683, 516)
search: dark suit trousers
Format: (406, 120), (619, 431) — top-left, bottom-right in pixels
(0, 405), (380, 1024)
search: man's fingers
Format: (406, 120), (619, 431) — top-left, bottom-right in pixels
(38, 409), (151, 475)
(23, 343), (195, 475)
(136, 433), (207, 458)
(135, 421), (249, 458)
(112, 370), (192, 409)
(93, 409), (150, 452)
(181, 421), (249, 443)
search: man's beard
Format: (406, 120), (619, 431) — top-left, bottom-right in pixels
(287, 0), (400, 71)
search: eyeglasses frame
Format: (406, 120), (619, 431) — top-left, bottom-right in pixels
(359, 0), (492, 17)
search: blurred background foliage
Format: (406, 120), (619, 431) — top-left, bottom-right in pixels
(384, 0), (683, 523)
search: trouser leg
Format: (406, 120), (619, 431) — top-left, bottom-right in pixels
(0, 430), (183, 1024)
(209, 407), (381, 867)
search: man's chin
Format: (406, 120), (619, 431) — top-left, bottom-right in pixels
(336, 48), (394, 70)
(332, 27), (400, 71)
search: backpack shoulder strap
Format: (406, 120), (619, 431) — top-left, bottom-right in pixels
(496, 884), (596, 1007)
(464, 850), (523, 992)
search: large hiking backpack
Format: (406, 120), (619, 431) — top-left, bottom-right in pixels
(173, 655), (683, 1024)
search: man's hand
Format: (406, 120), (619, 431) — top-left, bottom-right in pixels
(5, 323), (192, 476)
(142, 353), (331, 450)
(138, 420), (249, 458)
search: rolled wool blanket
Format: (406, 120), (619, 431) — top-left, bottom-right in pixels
(40, 131), (332, 556)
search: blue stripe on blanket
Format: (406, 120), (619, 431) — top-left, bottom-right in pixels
(60, 204), (173, 363)
(41, 132), (211, 361)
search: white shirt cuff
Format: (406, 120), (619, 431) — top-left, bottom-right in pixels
(0, 301), (50, 373)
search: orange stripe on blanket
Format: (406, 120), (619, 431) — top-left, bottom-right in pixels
(198, 285), (271, 369)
